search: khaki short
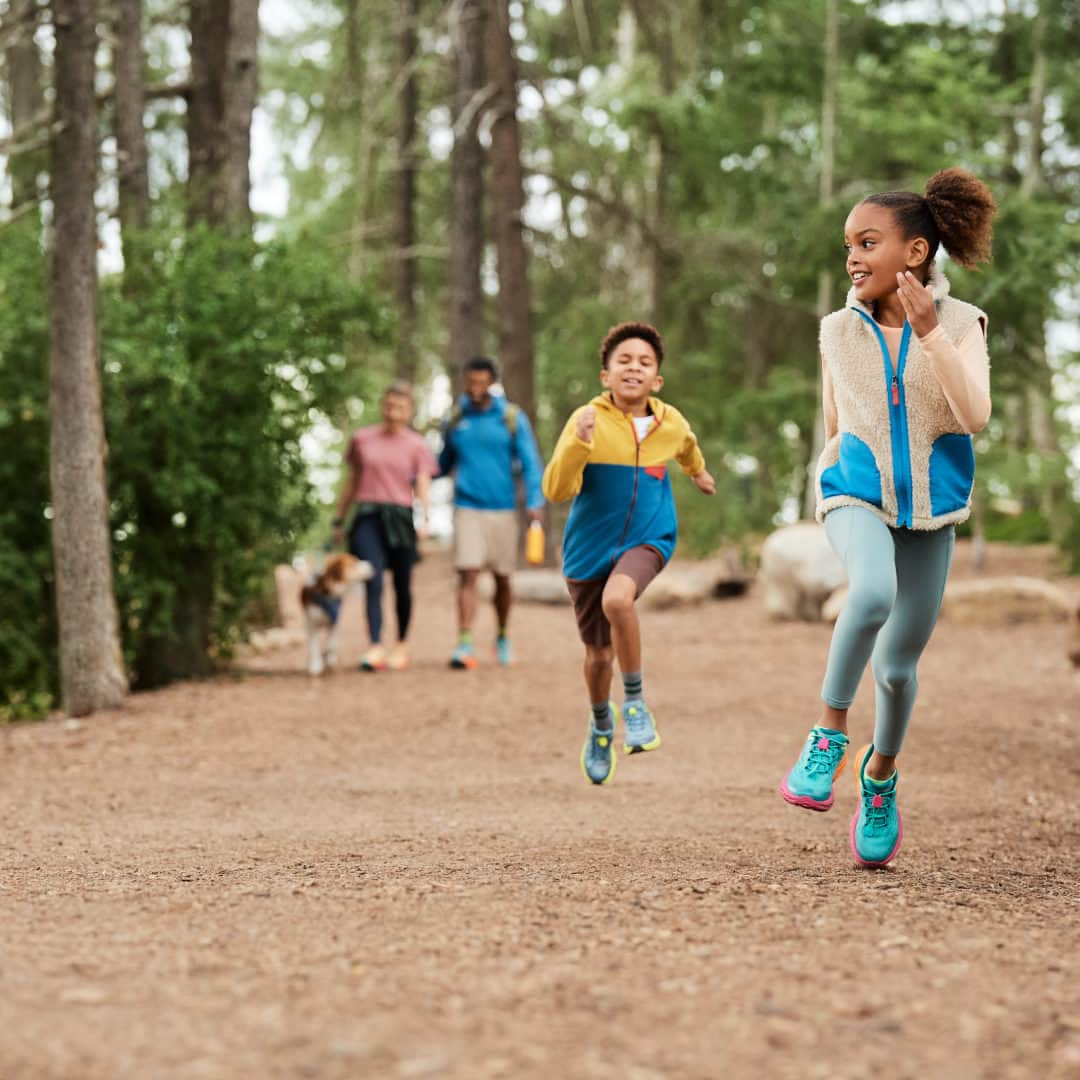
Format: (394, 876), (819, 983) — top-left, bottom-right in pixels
(453, 508), (519, 576)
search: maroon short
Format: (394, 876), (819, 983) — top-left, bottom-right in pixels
(565, 545), (665, 647)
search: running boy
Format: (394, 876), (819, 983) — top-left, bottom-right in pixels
(543, 322), (716, 786)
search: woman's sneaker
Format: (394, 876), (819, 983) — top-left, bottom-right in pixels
(581, 703), (620, 785)
(850, 743), (902, 867)
(623, 701), (661, 754)
(360, 644), (388, 672)
(387, 642), (410, 671)
(779, 727), (849, 811)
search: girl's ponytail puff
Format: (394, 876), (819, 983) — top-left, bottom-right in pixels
(923, 168), (997, 269)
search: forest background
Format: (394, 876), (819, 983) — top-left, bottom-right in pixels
(0, 0), (1077, 720)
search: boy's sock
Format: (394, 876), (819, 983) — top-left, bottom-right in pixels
(497, 625), (508, 638)
(622, 671), (643, 703)
(864, 771), (896, 790)
(458, 629), (472, 646)
(591, 701), (613, 732)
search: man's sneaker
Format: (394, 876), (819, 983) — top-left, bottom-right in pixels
(495, 634), (512, 667)
(623, 700), (661, 754)
(850, 743), (902, 867)
(581, 703), (620, 785)
(360, 644), (387, 672)
(779, 726), (849, 811)
(449, 641), (478, 670)
(387, 642), (410, 671)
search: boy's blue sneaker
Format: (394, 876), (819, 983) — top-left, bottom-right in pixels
(779, 726), (849, 811)
(495, 634), (512, 667)
(623, 700), (661, 754)
(850, 743), (903, 868)
(581, 703), (620, 785)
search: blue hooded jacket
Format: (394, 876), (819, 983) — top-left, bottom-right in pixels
(438, 395), (545, 511)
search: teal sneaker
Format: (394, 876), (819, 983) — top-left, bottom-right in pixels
(581, 703), (620, 785)
(623, 700), (661, 754)
(495, 634), (512, 667)
(850, 743), (903, 867)
(779, 726), (849, 811)
(449, 641), (478, 670)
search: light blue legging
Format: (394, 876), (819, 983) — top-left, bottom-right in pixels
(822, 506), (955, 756)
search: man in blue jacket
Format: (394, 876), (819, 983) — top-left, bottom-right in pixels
(438, 356), (545, 668)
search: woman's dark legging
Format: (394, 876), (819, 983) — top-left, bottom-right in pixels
(349, 513), (415, 644)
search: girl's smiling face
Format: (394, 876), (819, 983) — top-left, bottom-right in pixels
(844, 201), (930, 305)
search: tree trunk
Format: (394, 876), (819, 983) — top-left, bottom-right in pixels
(224, 0), (259, 227)
(187, 0), (258, 227)
(448, 0), (487, 371)
(4, 0), (44, 209)
(485, 0), (535, 424)
(802, 0), (837, 520)
(394, 0), (420, 384)
(112, 0), (150, 263)
(48, 0), (129, 716)
(187, 0), (229, 224)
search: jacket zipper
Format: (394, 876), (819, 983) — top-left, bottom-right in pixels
(611, 404), (663, 562)
(853, 311), (913, 527)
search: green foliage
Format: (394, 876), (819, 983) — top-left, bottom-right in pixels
(0, 218), (55, 720)
(102, 225), (391, 685)
(0, 220), (390, 711)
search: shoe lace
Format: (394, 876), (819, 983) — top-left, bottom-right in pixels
(805, 734), (843, 774)
(860, 788), (895, 832)
(624, 703), (649, 734)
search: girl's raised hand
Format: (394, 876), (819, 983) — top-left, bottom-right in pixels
(895, 270), (939, 338)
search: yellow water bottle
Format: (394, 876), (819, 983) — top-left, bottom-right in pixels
(525, 520), (545, 565)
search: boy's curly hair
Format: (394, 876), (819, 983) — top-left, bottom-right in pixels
(599, 322), (665, 368)
(863, 168), (997, 270)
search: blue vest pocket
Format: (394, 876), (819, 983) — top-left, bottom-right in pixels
(820, 432), (882, 508)
(929, 433), (975, 516)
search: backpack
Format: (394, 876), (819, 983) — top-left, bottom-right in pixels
(446, 400), (520, 439)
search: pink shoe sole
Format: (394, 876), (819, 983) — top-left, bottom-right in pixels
(849, 810), (903, 868)
(778, 752), (847, 812)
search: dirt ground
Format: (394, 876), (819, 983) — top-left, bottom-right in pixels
(2, 542), (1078, 1080)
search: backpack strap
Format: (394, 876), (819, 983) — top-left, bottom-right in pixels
(445, 400), (519, 438)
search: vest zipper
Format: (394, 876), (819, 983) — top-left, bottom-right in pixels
(853, 311), (913, 528)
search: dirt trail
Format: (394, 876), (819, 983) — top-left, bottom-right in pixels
(2, 545), (1078, 1080)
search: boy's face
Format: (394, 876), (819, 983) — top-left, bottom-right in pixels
(600, 337), (663, 406)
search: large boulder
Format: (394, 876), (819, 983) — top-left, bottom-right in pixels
(940, 577), (1073, 625)
(760, 522), (846, 621)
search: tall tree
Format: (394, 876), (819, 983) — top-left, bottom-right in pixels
(448, 0), (486, 370)
(47, 0), (128, 715)
(394, 0), (420, 383)
(188, 0), (258, 227)
(485, 0), (535, 422)
(4, 0), (44, 210)
(111, 0), (150, 258)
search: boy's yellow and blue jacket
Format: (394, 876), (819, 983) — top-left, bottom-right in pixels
(543, 392), (706, 581)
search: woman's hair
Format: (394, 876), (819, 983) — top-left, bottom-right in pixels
(863, 168), (997, 270)
(599, 321), (665, 368)
(383, 379), (414, 402)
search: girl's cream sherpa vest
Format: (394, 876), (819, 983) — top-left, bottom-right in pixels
(815, 263), (987, 531)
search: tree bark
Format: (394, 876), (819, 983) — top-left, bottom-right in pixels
(394, 0), (420, 384)
(48, 0), (129, 716)
(188, 0), (258, 227)
(112, 0), (150, 256)
(448, 0), (487, 371)
(224, 0), (259, 226)
(187, 0), (229, 223)
(485, 0), (535, 424)
(4, 0), (44, 208)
